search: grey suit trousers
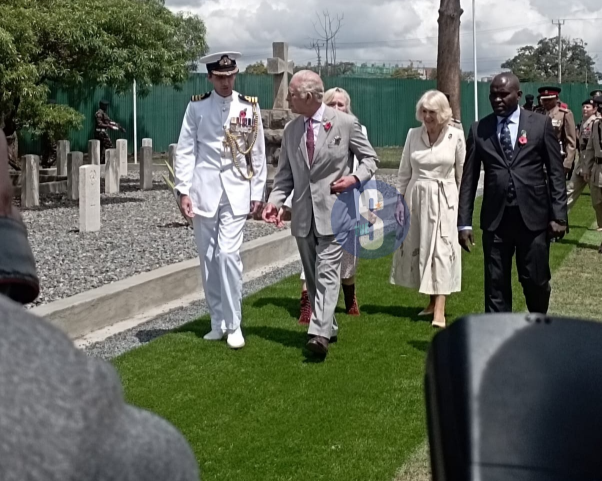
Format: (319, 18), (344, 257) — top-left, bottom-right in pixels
(295, 220), (346, 338)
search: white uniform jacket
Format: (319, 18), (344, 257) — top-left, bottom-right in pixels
(174, 90), (267, 217)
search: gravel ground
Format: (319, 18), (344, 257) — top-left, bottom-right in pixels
(18, 172), (436, 308)
(21, 172), (282, 307)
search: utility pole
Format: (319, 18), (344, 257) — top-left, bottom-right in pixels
(472, 0), (478, 121)
(552, 19), (565, 84)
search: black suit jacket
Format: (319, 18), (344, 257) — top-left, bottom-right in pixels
(458, 109), (567, 232)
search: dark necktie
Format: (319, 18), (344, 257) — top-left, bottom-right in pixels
(306, 118), (315, 165)
(500, 118), (514, 162)
(500, 118), (517, 205)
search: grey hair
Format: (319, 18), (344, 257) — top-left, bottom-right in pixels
(324, 87), (353, 116)
(291, 70), (324, 102)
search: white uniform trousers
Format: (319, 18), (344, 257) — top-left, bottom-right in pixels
(192, 192), (247, 331)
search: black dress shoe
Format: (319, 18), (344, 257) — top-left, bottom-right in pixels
(307, 334), (337, 343)
(306, 336), (329, 355)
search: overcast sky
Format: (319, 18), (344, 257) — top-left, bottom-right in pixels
(166, 0), (602, 76)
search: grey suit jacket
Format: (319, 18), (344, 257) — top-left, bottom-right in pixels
(268, 106), (379, 237)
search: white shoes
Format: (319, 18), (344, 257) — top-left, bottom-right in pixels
(203, 329), (226, 341)
(203, 327), (245, 349)
(226, 328), (245, 349)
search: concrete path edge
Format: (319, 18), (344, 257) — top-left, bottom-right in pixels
(32, 228), (299, 340)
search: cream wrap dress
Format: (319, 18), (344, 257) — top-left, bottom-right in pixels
(390, 125), (465, 295)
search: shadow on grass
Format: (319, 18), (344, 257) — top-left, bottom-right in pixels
(251, 296), (299, 319)
(135, 328), (172, 344)
(408, 340), (431, 353)
(175, 318), (212, 337)
(245, 325), (306, 349)
(360, 304), (428, 321)
(556, 238), (601, 251)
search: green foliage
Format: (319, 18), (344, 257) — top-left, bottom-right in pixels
(501, 37), (599, 83)
(245, 61), (268, 75)
(0, 0), (207, 144)
(391, 66), (422, 80)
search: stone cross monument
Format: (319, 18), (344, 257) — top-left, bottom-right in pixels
(267, 42), (294, 109)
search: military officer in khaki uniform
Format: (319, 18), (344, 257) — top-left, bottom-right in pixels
(538, 86), (577, 178)
(583, 96), (602, 251)
(567, 99), (602, 224)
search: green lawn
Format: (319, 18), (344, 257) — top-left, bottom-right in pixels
(113, 197), (593, 481)
(375, 147), (402, 170)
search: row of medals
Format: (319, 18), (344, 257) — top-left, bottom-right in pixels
(223, 112), (253, 156)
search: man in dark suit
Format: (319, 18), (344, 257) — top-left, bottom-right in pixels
(458, 73), (567, 314)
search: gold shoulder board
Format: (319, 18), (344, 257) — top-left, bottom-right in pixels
(239, 94), (258, 104)
(191, 92), (211, 102)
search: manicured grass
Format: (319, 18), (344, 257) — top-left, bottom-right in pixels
(113, 197), (593, 481)
(375, 147), (402, 170)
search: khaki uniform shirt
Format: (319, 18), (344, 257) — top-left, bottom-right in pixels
(546, 105), (577, 169)
(584, 117), (602, 187)
(576, 114), (600, 175)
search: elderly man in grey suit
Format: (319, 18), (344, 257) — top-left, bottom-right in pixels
(262, 70), (379, 356)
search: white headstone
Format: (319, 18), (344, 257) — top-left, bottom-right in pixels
(116, 139), (127, 177)
(88, 140), (100, 166)
(104, 149), (120, 194)
(168, 143), (177, 184)
(57, 140), (70, 176)
(140, 146), (153, 190)
(79, 165), (101, 232)
(67, 152), (83, 200)
(21, 155), (40, 208)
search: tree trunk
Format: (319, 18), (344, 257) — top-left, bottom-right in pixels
(6, 132), (20, 171)
(436, 0), (463, 120)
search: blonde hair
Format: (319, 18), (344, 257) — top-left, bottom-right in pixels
(324, 87), (353, 116)
(291, 70), (324, 102)
(415, 90), (452, 125)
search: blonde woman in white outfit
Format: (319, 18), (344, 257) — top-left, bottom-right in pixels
(390, 90), (465, 328)
(281, 87), (377, 324)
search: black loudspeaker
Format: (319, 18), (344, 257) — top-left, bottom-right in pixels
(425, 313), (602, 481)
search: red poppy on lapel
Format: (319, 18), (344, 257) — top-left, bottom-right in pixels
(518, 130), (527, 145)
(324, 122), (332, 132)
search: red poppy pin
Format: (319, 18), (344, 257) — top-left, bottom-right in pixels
(518, 130), (527, 145)
(324, 122), (332, 132)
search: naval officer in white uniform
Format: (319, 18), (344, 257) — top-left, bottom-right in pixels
(174, 51), (267, 349)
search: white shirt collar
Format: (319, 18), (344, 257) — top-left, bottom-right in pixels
(213, 90), (234, 103)
(304, 103), (326, 123)
(498, 106), (520, 124)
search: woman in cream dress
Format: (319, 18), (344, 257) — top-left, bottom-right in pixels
(390, 90), (465, 327)
(281, 87), (377, 323)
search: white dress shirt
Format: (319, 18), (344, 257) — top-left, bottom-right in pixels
(459, 107), (521, 231)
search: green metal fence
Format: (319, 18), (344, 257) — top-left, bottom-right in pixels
(20, 75), (601, 155)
